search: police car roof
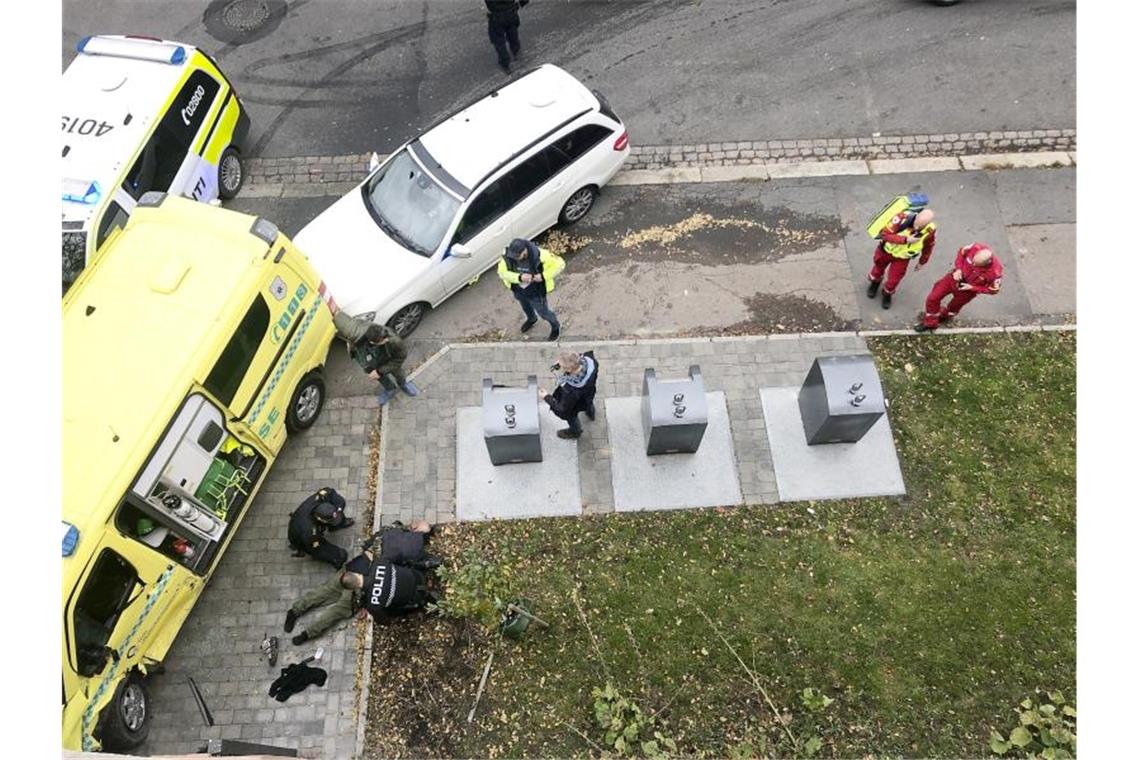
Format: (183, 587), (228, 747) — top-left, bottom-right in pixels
(418, 64), (600, 192)
(61, 35), (197, 227)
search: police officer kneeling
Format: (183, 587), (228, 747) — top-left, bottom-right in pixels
(287, 487), (355, 568)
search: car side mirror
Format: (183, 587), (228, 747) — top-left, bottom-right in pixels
(368, 152), (381, 172)
(449, 243), (473, 259)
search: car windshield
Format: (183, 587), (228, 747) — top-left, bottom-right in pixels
(362, 149), (460, 257)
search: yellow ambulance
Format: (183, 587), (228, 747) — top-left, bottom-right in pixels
(62, 34), (250, 284)
(62, 194), (338, 752)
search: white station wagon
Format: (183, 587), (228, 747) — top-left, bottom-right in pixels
(293, 64), (630, 336)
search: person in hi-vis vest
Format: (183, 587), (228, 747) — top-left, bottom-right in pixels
(866, 207), (937, 310)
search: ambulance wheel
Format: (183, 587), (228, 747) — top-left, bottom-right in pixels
(218, 147), (244, 200)
(97, 672), (150, 751)
(287, 371), (325, 433)
(558, 185), (597, 225)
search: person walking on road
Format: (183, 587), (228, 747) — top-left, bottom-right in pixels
(539, 350), (599, 439)
(335, 312), (418, 406)
(915, 242), (1003, 332)
(866, 207), (937, 309)
(485, 0), (529, 74)
(498, 237), (565, 341)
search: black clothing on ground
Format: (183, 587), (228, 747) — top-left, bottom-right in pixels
(268, 663), (328, 702)
(288, 488), (351, 568)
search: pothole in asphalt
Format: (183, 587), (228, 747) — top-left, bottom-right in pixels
(203, 0), (287, 45)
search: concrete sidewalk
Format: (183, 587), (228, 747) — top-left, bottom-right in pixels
(226, 161), (1076, 404)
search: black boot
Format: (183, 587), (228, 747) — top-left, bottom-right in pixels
(866, 280), (880, 298)
(914, 322), (935, 333)
(881, 292), (893, 310)
(520, 318), (537, 333)
(284, 609), (298, 633)
(292, 631), (310, 646)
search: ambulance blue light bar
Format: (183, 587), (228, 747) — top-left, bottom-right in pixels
(76, 35), (187, 65)
(63, 178), (102, 205)
(62, 522), (79, 557)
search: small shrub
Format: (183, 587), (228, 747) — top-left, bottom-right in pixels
(592, 683), (676, 757)
(433, 548), (512, 629)
(989, 689), (1076, 758)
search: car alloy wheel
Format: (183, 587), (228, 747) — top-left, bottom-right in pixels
(295, 383), (322, 426)
(218, 147), (244, 199)
(559, 186), (597, 225)
(119, 681), (146, 733)
(390, 303), (426, 337)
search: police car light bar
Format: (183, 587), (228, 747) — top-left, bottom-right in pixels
(76, 35), (187, 65)
(63, 178), (102, 205)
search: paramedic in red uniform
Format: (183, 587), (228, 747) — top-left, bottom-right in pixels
(866, 208), (937, 309)
(915, 243), (1003, 332)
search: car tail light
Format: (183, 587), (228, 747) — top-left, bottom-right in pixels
(318, 281), (339, 315)
(613, 131), (630, 151)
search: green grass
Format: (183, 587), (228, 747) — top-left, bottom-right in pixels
(366, 332), (1075, 759)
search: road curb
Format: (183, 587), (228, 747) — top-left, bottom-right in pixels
(436, 323), (1076, 351)
(242, 149), (1077, 198)
(241, 128), (1076, 196)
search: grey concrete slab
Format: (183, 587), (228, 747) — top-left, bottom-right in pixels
(456, 406), (582, 521)
(607, 392), (742, 512)
(835, 171), (1035, 328)
(994, 168), (1076, 225)
(759, 386), (905, 502)
(1007, 223), (1076, 317)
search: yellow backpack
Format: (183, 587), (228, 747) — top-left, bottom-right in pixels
(866, 193), (928, 238)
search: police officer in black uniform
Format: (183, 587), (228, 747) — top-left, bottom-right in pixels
(485, 0), (530, 74)
(287, 487), (355, 568)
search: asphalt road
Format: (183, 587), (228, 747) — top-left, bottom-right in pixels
(62, 0), (1075, 158)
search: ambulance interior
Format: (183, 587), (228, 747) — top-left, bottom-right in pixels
(114, 394), (264, 573)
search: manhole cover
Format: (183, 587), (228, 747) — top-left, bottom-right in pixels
(203, 0), (286, 45)
(222, 0), (271, 32)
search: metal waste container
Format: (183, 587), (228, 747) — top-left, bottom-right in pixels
(641, 366), (709, 455)
(797, 355), (885, 445)
(483, 376), (543, 465)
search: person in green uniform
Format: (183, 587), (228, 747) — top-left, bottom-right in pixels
(336, 313), (418, 406)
